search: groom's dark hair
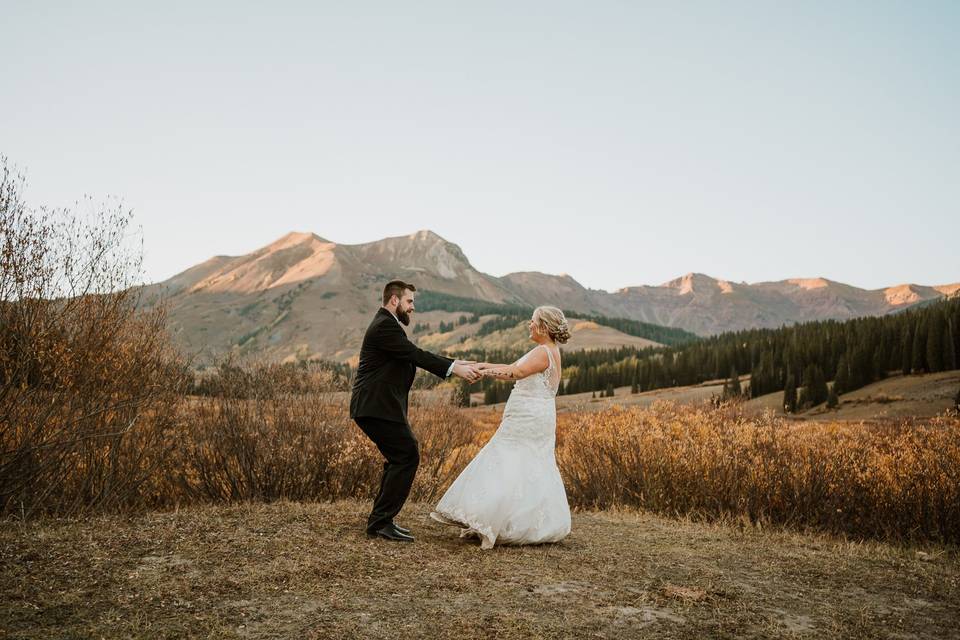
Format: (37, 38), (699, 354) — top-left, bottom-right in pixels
(383, 280), (416, 305)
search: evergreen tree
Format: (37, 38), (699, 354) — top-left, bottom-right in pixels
(888, 331), (902, 373)
(454, 379), (472, 407)
(783, 373), (797, 413)
(797, 388), (808, 411)
(728, 365), (741, 397)
(800, 364), (815, 408)
(872, 348), (887, 380)
(810, 364), (828, 406)
(945, 320), (957, 372)
(955, 307), (960, 367)
(834, 355), (849, 394)
(912, 317), (927, 372)
(926, 312), (944, 373)
(826, 383), (839, 409)
(845, 346), (863, 389)
(901, 322), (913, 375)
(631, 374), (639, 394)
(874, 329), (889, 378)
(605, 382), (615, 398)
(482, 381), (511, 404)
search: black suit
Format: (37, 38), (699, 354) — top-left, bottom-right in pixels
(350, 307), (454, 532)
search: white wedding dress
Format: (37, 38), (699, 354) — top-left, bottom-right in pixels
(430, 344), (571, 549)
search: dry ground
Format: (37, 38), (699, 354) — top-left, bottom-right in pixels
(2, 501), (958, 639)
(799, 370), (960, 421)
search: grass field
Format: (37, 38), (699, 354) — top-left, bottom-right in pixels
(2, 500), (958, 639)
(536, 370), (960, 420)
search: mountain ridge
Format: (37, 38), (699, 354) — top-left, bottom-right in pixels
(143, 230), (959, 363)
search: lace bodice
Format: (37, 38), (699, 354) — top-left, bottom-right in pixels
(510, 344), (560, 399)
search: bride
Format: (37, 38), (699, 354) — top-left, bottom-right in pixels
(430, 305), (572, 549)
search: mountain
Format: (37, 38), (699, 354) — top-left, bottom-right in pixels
(598, 275), (960, 336)
(141, 230), (959, 364)
(141, 230), (523, 363)
(489, 271), (960, 336)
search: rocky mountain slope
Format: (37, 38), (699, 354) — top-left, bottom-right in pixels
(142, 230), (959, 363)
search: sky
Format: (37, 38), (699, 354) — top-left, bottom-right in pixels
(3, 1), (958, 292)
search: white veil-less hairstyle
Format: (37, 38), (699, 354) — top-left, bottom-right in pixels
(534, 306), (570, 344)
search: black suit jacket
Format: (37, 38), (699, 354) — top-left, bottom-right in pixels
(349, 307), (455, 424)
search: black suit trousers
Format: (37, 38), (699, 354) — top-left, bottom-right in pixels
(354, 416), (420, 532)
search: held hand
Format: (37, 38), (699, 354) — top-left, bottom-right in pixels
(452, 362), (481, 383)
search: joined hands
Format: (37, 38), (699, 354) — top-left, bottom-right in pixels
(452, 360), (482, 383)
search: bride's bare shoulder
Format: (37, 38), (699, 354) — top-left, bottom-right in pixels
(515, 344), (550, 371)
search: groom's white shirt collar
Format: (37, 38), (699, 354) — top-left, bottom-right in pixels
(383, 305), (455, 377)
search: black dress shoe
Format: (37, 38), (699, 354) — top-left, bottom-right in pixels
(391, 522), (411, 535)
(369, 524), (414, 542)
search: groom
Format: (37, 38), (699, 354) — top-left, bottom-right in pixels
(350, 280), (480, 542)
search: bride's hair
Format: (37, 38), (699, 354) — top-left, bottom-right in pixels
(534, 306), (570, 344)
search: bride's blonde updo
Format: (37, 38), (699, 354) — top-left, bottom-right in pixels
(534, 306), (570, 344)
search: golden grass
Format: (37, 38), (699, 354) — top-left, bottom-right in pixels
(105, 395), (960, 544)
(557, 402), (960, 542)
(6, 378), (960, 544)
(157, 396), (486, 508)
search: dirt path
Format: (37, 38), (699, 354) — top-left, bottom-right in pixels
(2, 500), (958, 639)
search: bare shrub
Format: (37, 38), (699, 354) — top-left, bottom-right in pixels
(165, 392), (484, 507)
(557, 401), (960, 543)
(161, 394), (960, 543)
(0, 157), (185, 517)
(188, 357), (350, 398)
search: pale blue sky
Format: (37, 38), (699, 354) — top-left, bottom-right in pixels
(3, 1), (958, 291)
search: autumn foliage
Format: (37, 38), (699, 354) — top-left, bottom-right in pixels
(2, 156), (958, 545)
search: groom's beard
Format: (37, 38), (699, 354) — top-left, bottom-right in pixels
(396, 308), (411, 326)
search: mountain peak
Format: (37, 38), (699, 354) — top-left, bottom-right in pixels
(408, 229), (443, 242)
(188, 231), (337, 293)
(661, 272), (722, 295)
(366, 229), (456, 250)
(935, 283), (960, 297)
(266, 231), (328, 252)
(353, 229), (473, 279)
(883, 284), (923, 306)
(787, 277), (831, 290)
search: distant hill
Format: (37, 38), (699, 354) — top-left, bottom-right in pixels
(140, 229), (959, 364)
(413, 290), (697, 347)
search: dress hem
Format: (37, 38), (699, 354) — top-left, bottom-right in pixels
(429, 509), (498, 550)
